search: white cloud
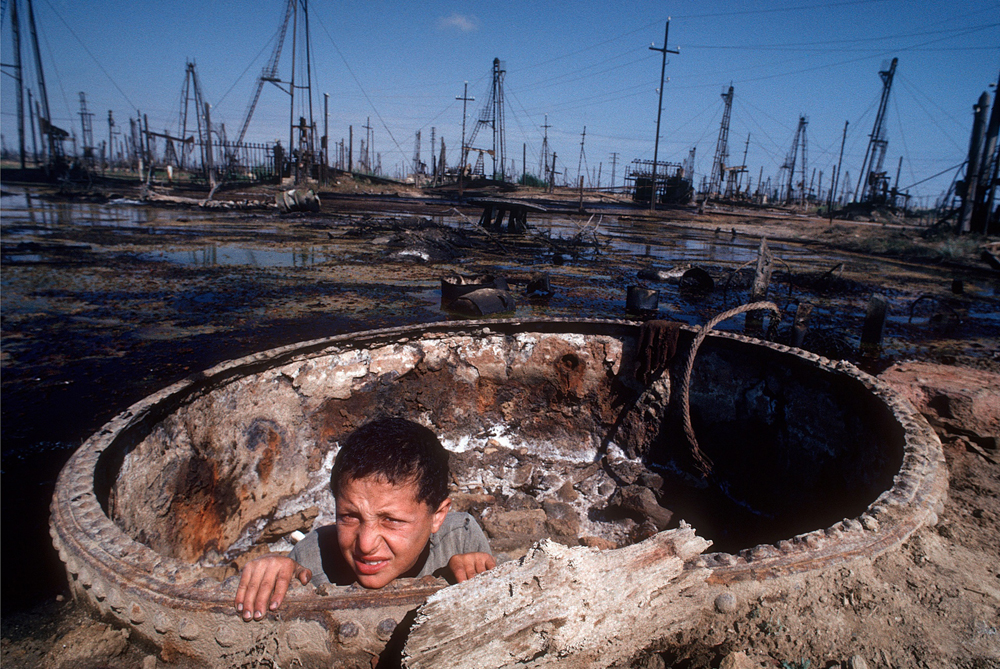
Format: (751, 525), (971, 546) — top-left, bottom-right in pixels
(438, 13), (478, 32)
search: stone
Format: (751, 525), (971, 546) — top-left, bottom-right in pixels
(580, 535), (618, 550)
(848, 654), (870, 669)
(142, 656), (157, 669)
(556, 480), (579, 502)
(608, 485), (674, 531)
(714, 591), (738, 613)
(542, 500), (580, 538)
(719, 651), (756, 669)
(450, 492), (496, 513)
(44, 622), (129, 669)
(482, 508), (547, 540)
(258, 507), (319, 542)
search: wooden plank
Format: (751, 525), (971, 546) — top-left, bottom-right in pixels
(403, 525), (711, 669)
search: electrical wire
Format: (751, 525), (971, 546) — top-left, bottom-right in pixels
(39, 0), (138, 112)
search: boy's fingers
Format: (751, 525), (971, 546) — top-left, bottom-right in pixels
(297, 567), (313, 585)
(269, 569), (293, 611)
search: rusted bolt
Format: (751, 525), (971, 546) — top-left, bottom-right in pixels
(376, 618), (397, 641)
(129, 602), (146, 625)
(215, 625), (237, 647)
(79, 569), (93, 587)
(178, 619), (200, 641)
(153, 612), (172, 634)
(107, 590), (125, 613)
(92, 582), (107, 601)
(338, 621), (359, 641)
(714, 592), (738, 614)
(861, 515), (879, 532)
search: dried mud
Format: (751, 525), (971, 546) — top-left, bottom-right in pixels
(2, 180), (998, 668)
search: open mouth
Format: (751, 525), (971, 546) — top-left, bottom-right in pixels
(354, 556), (390, 575)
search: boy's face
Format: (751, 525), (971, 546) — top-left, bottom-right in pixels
(334, 474), (450, 589)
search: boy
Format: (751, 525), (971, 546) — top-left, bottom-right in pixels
(235, 417), (495, 621)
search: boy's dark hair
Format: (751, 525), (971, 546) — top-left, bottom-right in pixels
(330, 417), (450, 508)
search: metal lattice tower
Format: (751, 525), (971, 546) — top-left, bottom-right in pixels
(78, 92), (95, 166)
(709, 86), (734, 198)
(781, 115), (808, 203)
(855, 57), (897, 202)
(179, 62), (208, 169)
(466, 58), (506, 180)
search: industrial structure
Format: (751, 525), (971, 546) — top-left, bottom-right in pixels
(464, 58), (507, 180)
(855, 58), (897, 204)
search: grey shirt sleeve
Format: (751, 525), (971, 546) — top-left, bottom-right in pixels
(288, 529), (330, 586)
(417, 511), (493, 578)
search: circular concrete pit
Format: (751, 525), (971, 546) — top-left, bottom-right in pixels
(50, 318), (946, 667)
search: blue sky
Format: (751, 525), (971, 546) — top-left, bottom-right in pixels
(2, 0), (998, 205)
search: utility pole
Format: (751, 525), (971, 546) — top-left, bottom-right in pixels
(348, 125), (353, 172)
(577, 126), (586, 187)
(28, 89), (37, 164)
(456, 81), (474, 196)
(648, 19), (680, 211)
(522, 142), (526, 184)
(736, 133), (750, 193)
(609, 152), (619, 192)
(363, 117), (372, 172)
(323, 92), (329, 168)
(107, 110), (115, 167)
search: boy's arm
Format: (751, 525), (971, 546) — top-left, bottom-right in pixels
(234, 555), (312, 621)
(447, 551), (496, 583)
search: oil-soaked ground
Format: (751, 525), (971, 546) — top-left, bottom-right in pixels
(2, 184), (998, 617)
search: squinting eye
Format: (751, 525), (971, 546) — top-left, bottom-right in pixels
(337, 515), (359, 525)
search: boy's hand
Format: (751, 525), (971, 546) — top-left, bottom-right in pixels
(234, 555), (312, 621)
(447, 552), (496, 583)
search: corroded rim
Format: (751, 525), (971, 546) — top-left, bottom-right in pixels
(50, 317), (947, 663)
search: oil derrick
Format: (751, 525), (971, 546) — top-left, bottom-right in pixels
(22, 0), (67, 168)
(855, 58), (897, 203)
(179, 62), (211, 172)
(78, 92), (95, 167)
(539, 115), (551, 182)
(233, 0), (316, 181)
(708, 86), (734, 198)
(781, 116), (808, 203)
(577, 126), (588, 187)
(437, 138), (447, 185)
(683, 147), (696, 180)
(465, 58), (506, 180)
(5, 0), (26, 167)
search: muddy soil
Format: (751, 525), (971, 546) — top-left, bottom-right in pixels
(1, 178), (998, 668)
